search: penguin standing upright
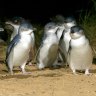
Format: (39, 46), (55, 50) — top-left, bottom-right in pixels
(59, 16), (77, 65)
(36, 22), (59, 69)
(68, 26), (93, 75)
(5, 21), (35, 75)
(5, 17), (35, 66)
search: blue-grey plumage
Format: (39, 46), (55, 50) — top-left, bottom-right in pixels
(36, 22), (59, 69)
(6, 34), (21, 60)
(50, 15), (66, 65)
(59, 16), (77, 65)
(5, 22), (34, 75)
(50, 15), (65, 40)
(68, 26), (93, 75)
(5, 17), (25, 41)
(50, 14), (65, 24)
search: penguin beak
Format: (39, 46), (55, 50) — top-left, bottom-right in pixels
(71, 31), (75, 34)
(29, 32), (32, 35)
(33, 27), (37, 31)
(29, 31), (33, 35)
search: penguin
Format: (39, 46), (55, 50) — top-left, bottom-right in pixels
(36, 22), (59, 69)
(5, 21), (35, 75)
(59, 16), (77, 65)
(50, 15), (65, 65)
(68, 26), (93, 75)
(5, 16), (25, 41)
(5, 17), (35, 65)
(56, 24), (65, 65)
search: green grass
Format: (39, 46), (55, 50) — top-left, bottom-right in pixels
(78, 0), (96, 43)
(77, 0), (96, 58)
(79, 14), (96, 43)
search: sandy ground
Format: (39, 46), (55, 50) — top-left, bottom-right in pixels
(0, 44), (96, 96)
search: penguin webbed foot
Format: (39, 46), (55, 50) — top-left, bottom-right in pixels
(72, 69), (78, 75)
(37, 63), (45, 70)
(8, 70), (14, 75)
(85, 69), (91, 76)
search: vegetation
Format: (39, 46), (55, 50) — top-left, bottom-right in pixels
(76, 0), (96, 58)
(1, 0), (96, 61)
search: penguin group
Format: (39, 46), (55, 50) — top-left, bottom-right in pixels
(1, 15), (93, 75)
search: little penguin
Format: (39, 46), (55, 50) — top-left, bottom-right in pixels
(68, 25), (93, 75)
(5, 21), (35, 75)
(59, 16), (77, 65)
(36, 22), (59, 69)
(5, 17), (35, 66)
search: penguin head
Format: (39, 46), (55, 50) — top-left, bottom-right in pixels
(18, 21), (34, 35)
(70, 26), (84, 39)
(50, 14), (65, 24)
(44, 22), (59, 34)
(5, 16), (25, 28)
(64, 16), (76, 29)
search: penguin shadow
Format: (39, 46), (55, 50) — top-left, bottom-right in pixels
(0, 69), (32, 80)
(0, 74), (31, 80)
(32, 70), (63, 78)
(33, 73), (63, 78)
(0, 63), (63, 79)
(30, 66), (63, 78)
(2, 69), (63, 79)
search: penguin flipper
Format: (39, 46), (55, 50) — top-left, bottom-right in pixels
(6, 34), (21, 61)
(68, 40), (71, 55)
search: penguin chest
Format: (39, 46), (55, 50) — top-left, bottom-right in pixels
(13, 36), (32, 66)
(69, 44), (93, 70)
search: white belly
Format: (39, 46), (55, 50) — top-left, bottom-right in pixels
(14, 44), (30, 66)
(69, 41), (93, 70)
(38, 35), (59, 67)
(9, 35), (32, 66)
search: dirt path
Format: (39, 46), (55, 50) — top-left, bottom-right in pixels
(0, 44), (96, 96)
(0, 63), (96, 96)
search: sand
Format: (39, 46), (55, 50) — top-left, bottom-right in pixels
(0, 44), (96, 96)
